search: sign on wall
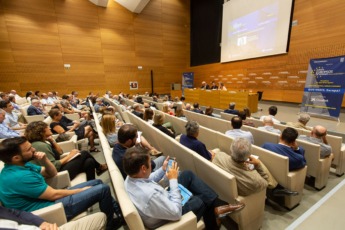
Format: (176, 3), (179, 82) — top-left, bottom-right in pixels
(301, 55), (345, 120)
(129, 81), (138, 90)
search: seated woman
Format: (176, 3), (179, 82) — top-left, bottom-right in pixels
(25, 121), (107, 181)
(205, 106), (214, 117)
(175, 106), (187, 120)
(143, 108), (154, 125)
(101, 114), (118, 147)
(152, 112), (175, 138)
(48, 108), (99, 152)
(162, 103), (174, 116)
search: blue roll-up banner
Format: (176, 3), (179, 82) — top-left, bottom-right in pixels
(182, 72), (194, 95)
(301, 55), (345, 120)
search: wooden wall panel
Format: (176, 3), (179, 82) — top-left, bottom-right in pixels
(189, 0), (345, 105)
(0, 0), (190, 97)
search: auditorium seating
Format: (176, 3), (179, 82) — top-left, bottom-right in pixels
(251, 145), (307, 209)
(296, 139), (333, 190)
(20, 105), (45, 123)
(126, 111), (266, 230)
(273, 123), (345, 176)
(91, 107), (204, 230)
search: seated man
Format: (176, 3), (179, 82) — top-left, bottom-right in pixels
(123, 147), (245, 229)
(262, 127), (306, 171)
(200, 81), (210, 89)
(94, 98), (105, 113)
(192, 103), (204, 114)
(258, 116), (281, 134)
(287, 113), (312, 131)
(0, 137), (122, 230)
(40, 93), (55, 106)
(226, 117), (254, 144)
(0, 109), (20, 139)
(0, 206), (106, 230)
(132, 103), (144, 119)
(260, 106), (280, 124)
(223, 102), (239, 115)
(180, 120), (215, 161)
(112, 124), (165, 179)
(27, 99), (45, 116)
(213, 138), (297, 197)
(298, 125), (332, 158)
(0, 100), (26, 131)
(238, 111), (255, 127)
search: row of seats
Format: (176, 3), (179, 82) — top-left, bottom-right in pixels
(183, 107), (336, 190)
(161, 111), (307, 210)
(90, 100), (204, 230)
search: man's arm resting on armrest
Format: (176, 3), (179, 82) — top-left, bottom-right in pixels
(39, 185), (90, 201)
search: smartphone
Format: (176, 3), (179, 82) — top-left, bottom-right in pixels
(167, 159), (175, 172)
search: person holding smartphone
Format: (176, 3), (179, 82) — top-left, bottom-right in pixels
(123, 147), (245, 230)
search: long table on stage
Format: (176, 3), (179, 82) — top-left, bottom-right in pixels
(183, 89), (258, 113)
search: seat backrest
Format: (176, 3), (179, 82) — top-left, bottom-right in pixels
(246, 117), (263, 128)
(184, 110), (231, 133)
(251, 145), (289, 187)
(296, 139), (320, 177)
(163, 113), (187, 135)
(197, 126), (219, 150)
(220, 112), (237, 121)
(192, 151), (238, 203)
(216, 132), (234, 154)
(242, 126), (280, 147)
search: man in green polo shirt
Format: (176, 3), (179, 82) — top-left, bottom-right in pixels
(0, 137), (122, 230)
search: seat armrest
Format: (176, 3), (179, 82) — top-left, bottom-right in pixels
(45, 171), (71, 189)
(32, 202), (67, 227)
(156, 211), (198, 230)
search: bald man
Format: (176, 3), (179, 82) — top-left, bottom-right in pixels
(298, 125), (332, 158)
(257, 116), (281, 134)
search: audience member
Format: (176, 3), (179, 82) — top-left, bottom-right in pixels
(8, 95), (21, 111)
(143, 108), (154, 125)
(49, 109), (99, 152)
(260, 106), (280, 124)
(262, 128), (306, 171)
(0, 100), (26, 131)
(162, 103), (174, 115)
(25, 91), (34, 103)
(101, 114), (118, 147)
(152, 112), (175, 138)
(123, 147), (245, 229)
(287, 113), (312, 131)
(175, 105), (186, 120)
(0, 206), (107, 230)
(0, 109), (20, 139)
(213, 138), (298, 197)
(238, 111), (255, 127)
(205, 106), (214, 116)
(27, 99), (45, 116)
(258, 116), (281, 134)
(192, 103), (204, 114)
(0, 137), (123, 229)
(180, 121), (215, 161)
(185, 103), (191, 110)
(40, 93), (54, 106)
(25, 121), (107, 181)
(225, 117), (254, 144)
(112, 124), (164, 179)
(94, 98), (105, 113)
(132, 103), (144, 119)
(224, 102), (239, 115)
(298, 125), (332, 158)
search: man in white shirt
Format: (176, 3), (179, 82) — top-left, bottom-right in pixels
(226, 117), (254, 144)
(260, 106), (281, 124)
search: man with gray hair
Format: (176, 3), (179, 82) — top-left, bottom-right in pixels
(298, 125), (332, 158)
(224, 102), (239, 115)
(258, 116), (281, 134)
(27, 99), (45, 116)
(213, 138), (298, 197)
(180, 120), (215, 161)
(287, 113), (312, 131)
(0, 109), (21, 139)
